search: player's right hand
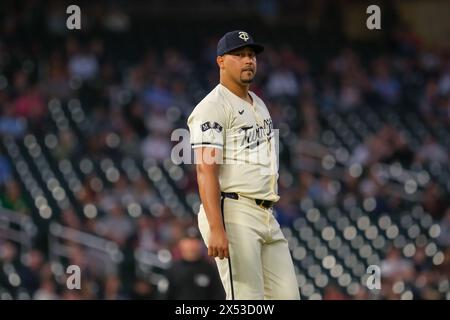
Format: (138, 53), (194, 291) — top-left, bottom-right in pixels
(208, 227), (229, 260)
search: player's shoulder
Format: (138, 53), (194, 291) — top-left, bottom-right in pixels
(195, 85), (221, 107)
(190, 85), (230, 116)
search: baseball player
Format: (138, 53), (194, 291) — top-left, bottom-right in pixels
(187, 30), (300, 300)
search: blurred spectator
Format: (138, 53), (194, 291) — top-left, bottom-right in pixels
(421, 183), (448, 219)
(130, 278), (158, 300)
(416, 136), (448, 165)
(102, 5), (131, 33)
(13, 84), (46, 122)
(0, 154), (12, 184)
(101, 275), (128, 300)
(371, 58), (401, 106)
(265, 62), (299, 98)
(164, 229), (225, 300)
(119, 124), (142, 158)
(0, 106), (27, 137)
(52, 129), (78, 160)
(0, 180), (29, 214)
(42, 50), (72, 99)
(95, 198), (135, 248)
(134, 214), (159, 252)
(68, 41), (100, 81)
(437, 208), (450, 247)
(133, 176), (158, 208)
(143, 76), (174, 112)
(21, 249), (44, 294)
(61, 289), (84, 300)
(155, 208), (185, 249)
(141, 131), (172, 162)
(274, 191), (299, 227)
(33, 279), (59, 300)
(59, 208), (83, 230)
(381, 246), (415, 281)
(420, 80), (440, 120)
(338, 75), (362, 111)
(308, 176), (336, 206)
(376, 126), (407, 166)
(323, 284), (348, 300)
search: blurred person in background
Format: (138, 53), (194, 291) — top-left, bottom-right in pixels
(21, 249), (45, 295)
(438, 208), (450, 247)
(164, 228), (225, 300)
(33, 278), (59, 300)
(95, 197), (136, 248)
(0, 154), (12, 185)
(101, 274), (128, 300)
(381, 246), (415, 281)
(323, 284), (348, 300)
(0, 180), (29, 215)
(130, 277), (159, 300)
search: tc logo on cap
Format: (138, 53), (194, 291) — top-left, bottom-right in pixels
(238, 31), (249, 41)
(216, 30), (264, 56)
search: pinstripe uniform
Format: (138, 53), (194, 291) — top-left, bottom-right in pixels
(187, 83), (300, 300)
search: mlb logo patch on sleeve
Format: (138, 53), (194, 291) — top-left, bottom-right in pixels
(201, 121), (223, 132)
(212, 122), (223, 132)
(201, 122), (212, 132)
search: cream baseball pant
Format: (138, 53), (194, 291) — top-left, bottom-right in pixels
(197, 194), (301, 300)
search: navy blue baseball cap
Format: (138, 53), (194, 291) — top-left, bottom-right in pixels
(217, 30), (264, 56)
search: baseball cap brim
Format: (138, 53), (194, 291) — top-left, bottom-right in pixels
(219, 43), (264, 56)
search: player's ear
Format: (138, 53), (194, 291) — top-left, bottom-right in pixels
(217, 55), (225, 70)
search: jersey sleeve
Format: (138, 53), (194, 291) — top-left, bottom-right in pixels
(187, 102), (228, 149)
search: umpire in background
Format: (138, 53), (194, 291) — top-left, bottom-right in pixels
(164, 228), (225, 300)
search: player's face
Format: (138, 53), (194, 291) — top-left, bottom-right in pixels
(222, 47), (257, 85)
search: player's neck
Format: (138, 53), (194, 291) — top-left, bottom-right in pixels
(220, 79), (252, 104)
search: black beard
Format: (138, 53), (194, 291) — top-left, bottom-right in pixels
(241, 77), (254, 84)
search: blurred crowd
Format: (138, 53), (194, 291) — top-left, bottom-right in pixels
(1, 0), (449, 300)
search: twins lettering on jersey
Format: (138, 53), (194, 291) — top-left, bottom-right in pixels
(239, 118), (273, 149)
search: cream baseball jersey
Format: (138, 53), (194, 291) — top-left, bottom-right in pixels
(187, 83), (279, 202)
